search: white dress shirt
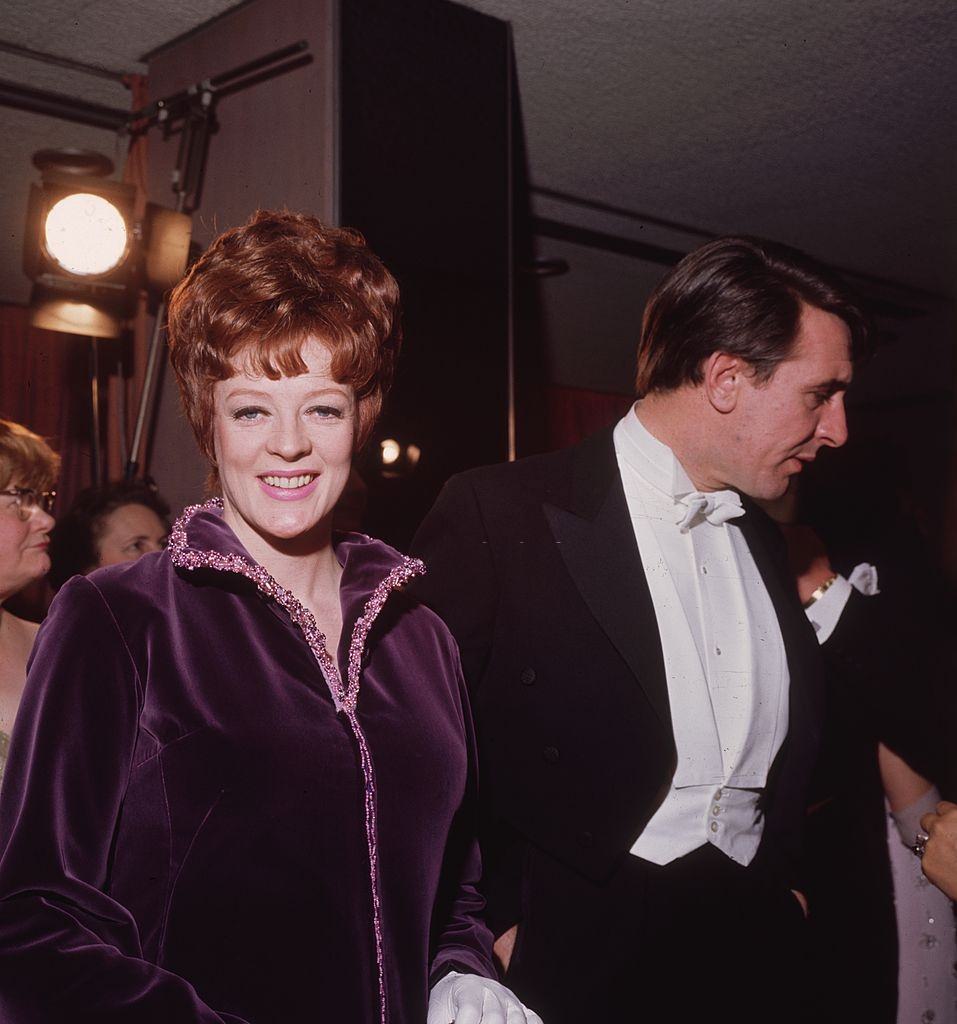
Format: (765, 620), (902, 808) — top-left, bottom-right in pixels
(614, 406), (789, 866)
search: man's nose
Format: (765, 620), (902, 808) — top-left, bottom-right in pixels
(817, 396), (848, 449)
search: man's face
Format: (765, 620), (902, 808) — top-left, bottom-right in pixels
(726, 304), (853, 500)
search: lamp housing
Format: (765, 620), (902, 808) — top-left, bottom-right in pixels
(23, 171), (191, 339)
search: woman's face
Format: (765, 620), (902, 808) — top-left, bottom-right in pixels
(0, 481), (55, 600)
(95, 503), (168, 568)
(212, 338), (356, 552)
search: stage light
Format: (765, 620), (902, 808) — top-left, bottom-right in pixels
(23, 149), (191, 340)
(44, 193), (129, 276)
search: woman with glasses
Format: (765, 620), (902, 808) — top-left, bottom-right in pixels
(0, 419), (58, 788)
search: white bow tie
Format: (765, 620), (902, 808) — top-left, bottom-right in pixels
(675, 489), (745, 533)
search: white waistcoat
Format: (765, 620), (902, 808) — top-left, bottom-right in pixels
(614, 407), (789, 866)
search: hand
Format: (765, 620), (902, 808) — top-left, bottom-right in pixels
(427, 972), (544, 1024)
(493, 924), (519, 973)
(920, 801), (957, 901)
(778, 524), (834, 604)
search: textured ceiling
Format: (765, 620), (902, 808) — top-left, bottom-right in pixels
(0, 0), (242, 304)
(1, 0), (955, 306)
(465, 0), (957, 297)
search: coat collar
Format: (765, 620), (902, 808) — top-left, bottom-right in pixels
(169, 498), (425, 714)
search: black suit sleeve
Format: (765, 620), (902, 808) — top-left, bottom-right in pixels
(822, 588), (956, 795)
(411, 476), (528, 942)
(410, 473), (499, 689)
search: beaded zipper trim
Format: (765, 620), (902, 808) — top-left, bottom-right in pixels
(169, 498), (425, 1023)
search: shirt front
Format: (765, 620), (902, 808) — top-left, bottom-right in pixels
(614, 406), (789, 866)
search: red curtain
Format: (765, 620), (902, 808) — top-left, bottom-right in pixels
(546, 384), (633, 450)
(0, 304), (94, 509)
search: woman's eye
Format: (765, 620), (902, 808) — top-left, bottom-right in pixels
(308, 405), (344, 419)
(232, 406), (266, 421)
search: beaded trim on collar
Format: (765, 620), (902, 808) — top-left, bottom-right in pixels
(168, 497), (426, 713)
(168, 496), (426, 1023)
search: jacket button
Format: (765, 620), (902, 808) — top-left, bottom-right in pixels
(578, 830), (594, 848)
(520, 667), (536, 686)
(543, 745), (560, 764)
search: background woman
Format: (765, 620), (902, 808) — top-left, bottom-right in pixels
(48, 479), (169, 590)
(0, 212), (541, 1024)
(0, 419), (57, 787)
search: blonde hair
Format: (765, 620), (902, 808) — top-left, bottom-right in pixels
(0, 419), (60, 492)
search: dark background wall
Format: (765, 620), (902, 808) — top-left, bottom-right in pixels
(339, 0), (511, 547)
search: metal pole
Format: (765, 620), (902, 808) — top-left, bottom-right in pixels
(90, 337), (103, 487)
(124, 298), (167, 481)
(124, 182), (188, 481)
(0, 77), (128, 130)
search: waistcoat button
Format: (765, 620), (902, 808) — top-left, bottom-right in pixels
(543, 745), (560, 764)
(520, 667), (536, 686)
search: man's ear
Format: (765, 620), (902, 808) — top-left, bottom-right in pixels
(702, 351), (743, 413)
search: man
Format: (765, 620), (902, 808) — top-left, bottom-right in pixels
(411, 236), (868, 1024)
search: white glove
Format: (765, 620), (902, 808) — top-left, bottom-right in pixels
(427, 971), (545, 1024)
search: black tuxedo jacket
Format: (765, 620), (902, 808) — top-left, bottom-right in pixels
(411, 429), (825, 933)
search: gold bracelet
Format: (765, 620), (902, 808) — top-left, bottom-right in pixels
(803, 572), (839, 608)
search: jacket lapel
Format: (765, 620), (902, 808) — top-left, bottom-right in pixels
(735, 502), (824, 733)
(543, 430), (672, 729)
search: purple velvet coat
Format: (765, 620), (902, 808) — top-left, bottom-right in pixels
(0, 502), (494, 1024)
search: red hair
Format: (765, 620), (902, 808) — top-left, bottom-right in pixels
(167, 210), (401, 467)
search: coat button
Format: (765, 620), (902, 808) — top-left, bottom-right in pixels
(520, 667), (536, 686)
(578, 830), (594, 848)
(543, 745), (560, 764)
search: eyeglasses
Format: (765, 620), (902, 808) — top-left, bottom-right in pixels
(0, 487), (56, 520)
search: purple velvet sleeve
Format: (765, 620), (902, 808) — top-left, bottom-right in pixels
(428, 650), (497, 987)
(0, 576), (248, 1024)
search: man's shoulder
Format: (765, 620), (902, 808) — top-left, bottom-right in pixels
(447, 428), (616, 503)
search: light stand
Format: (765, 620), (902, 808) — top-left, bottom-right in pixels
(89, 336), (103, 486)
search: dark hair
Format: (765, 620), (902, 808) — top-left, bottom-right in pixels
(48, 480), (170, 590)
(635, 236), (870, 396)
(166, 209), (402, 468)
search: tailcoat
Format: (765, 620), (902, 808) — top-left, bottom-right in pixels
(0, 502), (494, 1024)
(410, 428), (825, 1015)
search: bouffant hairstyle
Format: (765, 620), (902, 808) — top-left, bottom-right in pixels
(167, 210), (402, 467)
(48, 479), (170, 590)
(635, 236), (870, 397)
(0, 419), (60, 493)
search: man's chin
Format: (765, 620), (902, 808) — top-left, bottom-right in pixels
(752, 476), (792, 503)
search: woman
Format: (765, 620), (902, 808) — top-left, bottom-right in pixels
(49, 479), (170, 589)
(0, 212), (541, 1024)
(0, 419), (57, 787)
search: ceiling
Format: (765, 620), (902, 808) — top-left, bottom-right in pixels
(1, 0), (955, 305)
